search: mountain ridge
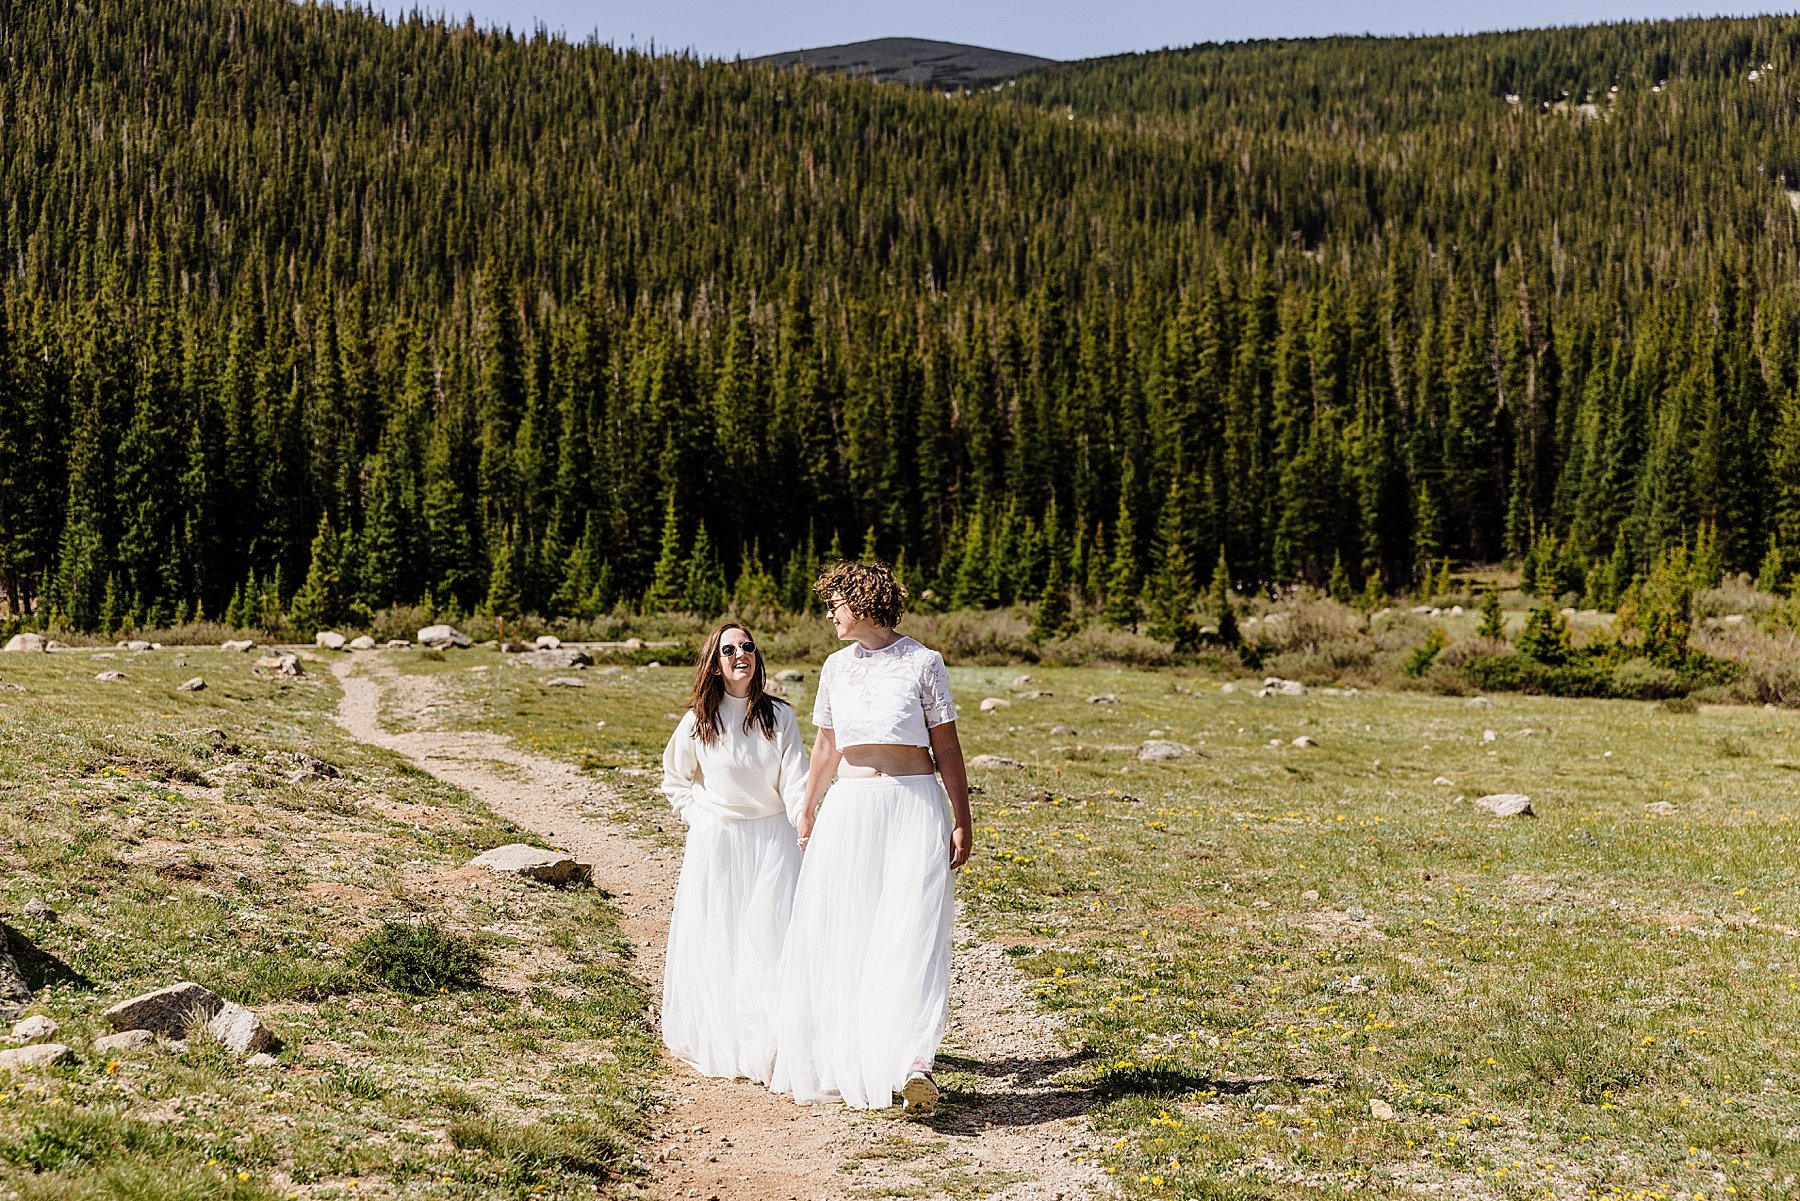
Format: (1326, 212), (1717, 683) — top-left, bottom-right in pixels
(749, 36), (1056, 89)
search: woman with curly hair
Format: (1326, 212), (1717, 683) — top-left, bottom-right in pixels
(659, 618), (809, 1084)
(771, 559), (974, 1114)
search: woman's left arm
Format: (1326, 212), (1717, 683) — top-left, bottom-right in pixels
(928, 721), (974, 870)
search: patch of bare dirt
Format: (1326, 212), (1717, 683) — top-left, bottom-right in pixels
(334, 655), (1107, 1201)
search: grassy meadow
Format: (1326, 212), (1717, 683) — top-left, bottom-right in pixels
(403, 646), (1800, 1201)
(0, 648), (659, 1200)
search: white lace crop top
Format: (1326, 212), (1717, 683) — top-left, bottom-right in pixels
(812, 636), (958, 748)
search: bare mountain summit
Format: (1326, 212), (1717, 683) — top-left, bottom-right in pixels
(750, 37), (1055, 90)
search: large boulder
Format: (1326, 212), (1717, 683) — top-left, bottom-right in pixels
(177, 677), (206, 693)
(94, 671), (126, 682)
(1260, 677), (1307, 696)
(417, 624), (472, 649)
(511, 648), (594, 670)
(9, 1014), (58, 1043)
(2, 634), (46, 653)
(467, 844), (591, 886)
(92, 1030), (155, 1055)
(314, 631), (347, 651)
(103, 982), (225, 1038)
(1475, 793), (1534, 818)
(348, 635), (377, 651)
(0, 1043), (72, 1071)
(207, 1001), (280, 1055)
(220, 639), (256, 653)
(533, 634), (562, 650)
(255, 654), (303, 677)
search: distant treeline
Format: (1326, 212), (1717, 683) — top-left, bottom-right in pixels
(6, 1), (1800, 629)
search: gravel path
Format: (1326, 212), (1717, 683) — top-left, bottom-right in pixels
(333, 654), (1106, 1201)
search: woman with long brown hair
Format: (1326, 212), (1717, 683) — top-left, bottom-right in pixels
(659, 618), (808, 1083)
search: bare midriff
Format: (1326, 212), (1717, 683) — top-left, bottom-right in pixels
(837, 743), (936, 779)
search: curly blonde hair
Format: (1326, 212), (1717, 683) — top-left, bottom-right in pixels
(814, 559), (906, 629)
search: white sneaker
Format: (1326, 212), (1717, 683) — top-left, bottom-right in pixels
(901, 1070), (939, 1116)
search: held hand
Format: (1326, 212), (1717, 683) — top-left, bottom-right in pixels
(949, 822), (972, 870)
(796, 808), (815, 851)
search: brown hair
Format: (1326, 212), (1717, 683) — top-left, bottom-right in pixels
(813, 559), (906, 629)
(686, 619), (785, 745)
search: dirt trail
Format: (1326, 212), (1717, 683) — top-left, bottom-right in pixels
(333, 655), (1106, 1201)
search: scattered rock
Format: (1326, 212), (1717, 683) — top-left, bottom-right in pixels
(1369, 1098), (1397, 1121)
(245, 1052), (279, 1069)
(1432, 776), (1454, 786)
(1644, 801), (1679, 815)
(314, 631), (347, 651)
(1014, 690), (1052, 700)
(544, 677), (587, 688)
(467, 844), (591, 886)
(1722, 613), (1746, 626)
(418, 624), (472, 649)
(94, 671), (126, 682)
(1, 634), (46, 653)
(967, 754), (1024, 770)
(1448, 605), (1465, 617)
(255, 654), (303, 677)
(385, 639), (411, 649)
(1012, 674), (1034, 687)
(22, 899), (56, 922)
(534, 634), (563, 650)
(1088, 694), (1120, 706)
(207, 1001), (280, 1056)
(103, 982), (225, 1037)
(1301, 889), (1320, 902)
(1261, 677), (1306, 696)
(1220, 682), (1238, 693)
(122, 640), (153, 652)
(220, 639), (256, 653)
(281, 752), (340, 779)
(1466, 696), (1493, 709)
(9, 1015), (58, 1043)
(763, 681), (787, 698)
(348, 635), (377, 651)
(177, 677), (206, 693)
(1291, 736), (1319, 748)
(1514, 728), (1544, 738)
(1138, 739), (1196, 762)
(1482, 729), (1497, 743)
(0, 935), (30, 1021)
(93, 1029), (155, 1054)
(1474, 793), (1534, 818)
(0, 1043), (72, 1071)
(511, 648), (594, 670)
(645, 661), (662, 669)
(1049, 724), (1077, 736)
(776, 669), (805, 682)
(978, 696), (1011, 712)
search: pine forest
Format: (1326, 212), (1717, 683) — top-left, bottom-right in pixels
(7, 1), (1800, 632)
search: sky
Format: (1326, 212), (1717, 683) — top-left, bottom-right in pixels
(357, 1), (1783, 61)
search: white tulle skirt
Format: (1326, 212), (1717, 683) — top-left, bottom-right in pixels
(661, 809), (802, 1084)
(771, 774), (955, 1109)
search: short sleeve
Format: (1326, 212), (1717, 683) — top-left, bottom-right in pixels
(811, 655), (834, 729)
(920, 650), (957, 727)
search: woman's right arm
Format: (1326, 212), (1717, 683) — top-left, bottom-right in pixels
(659, 717), (699, 820)
(796, 725), (838, 847)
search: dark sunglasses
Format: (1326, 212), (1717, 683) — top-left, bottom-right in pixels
(719, 640), (757, 658)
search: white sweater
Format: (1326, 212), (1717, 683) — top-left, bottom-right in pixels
(660, 693), (809, 823)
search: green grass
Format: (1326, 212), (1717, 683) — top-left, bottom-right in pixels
(0, 648), (659, 1199)
(399, 646), (1800, 1201)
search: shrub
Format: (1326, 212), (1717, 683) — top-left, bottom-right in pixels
(347, 919), (486, 994)
(1404, 626), (1448, 677)
(1607, 657), (1683, 700)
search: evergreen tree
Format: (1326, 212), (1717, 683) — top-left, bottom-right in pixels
(1478, 587), (1506, 641)
(645, 496), (687, 614)
(289, 515), (346, 634)
(1144, 482), (1199, 649)
(684, 524), (729, 618)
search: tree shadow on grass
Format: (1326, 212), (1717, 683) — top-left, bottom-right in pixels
(4, 923), (95, 994)
(923, 1052), (1331, 1135)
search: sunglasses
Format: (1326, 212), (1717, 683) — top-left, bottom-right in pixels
(823, 598), (851, 617)
(718, 640), (757, 658)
